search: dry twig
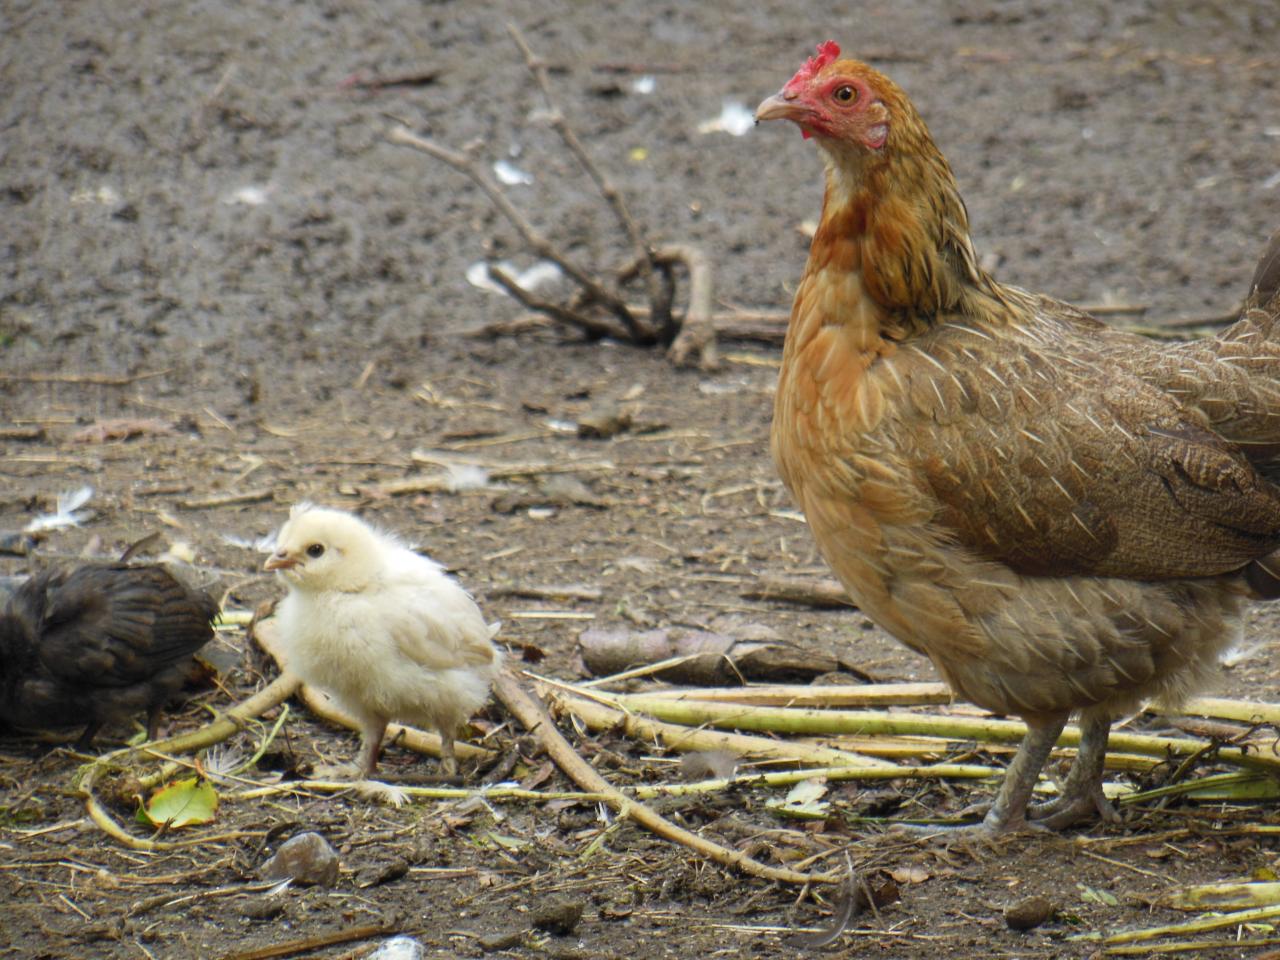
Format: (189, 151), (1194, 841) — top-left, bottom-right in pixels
(386, 125), (641, 338)
(493, 669), (836, 886)
(385, 29), (720, 368)
(507, 22), (668, 333)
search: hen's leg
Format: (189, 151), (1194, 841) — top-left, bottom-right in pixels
(979, 713), (1069, 833)
(894, 712), (1066, 836)
(1028, 712), (1117, 829)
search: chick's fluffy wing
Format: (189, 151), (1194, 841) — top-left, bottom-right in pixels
(378, 564), (497, 672)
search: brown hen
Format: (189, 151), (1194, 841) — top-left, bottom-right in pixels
(756, 41), (1280, 833)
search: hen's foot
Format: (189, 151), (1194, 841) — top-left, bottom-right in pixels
(1025, 713), (1116, 830)
(888, 809), (1045, 840)
(1028, 785), (1118, 831)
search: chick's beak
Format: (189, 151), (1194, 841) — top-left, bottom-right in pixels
(264, 550), (298, 572)
(755, 90), (807, 125)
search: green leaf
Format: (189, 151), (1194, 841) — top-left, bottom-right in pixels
(136, 777), (218, 829)
(1077, 884), (1119, 906)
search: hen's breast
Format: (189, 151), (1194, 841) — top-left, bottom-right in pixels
(772, 298), (1254, 719)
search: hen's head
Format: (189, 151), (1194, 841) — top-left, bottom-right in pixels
(265, 504), (383, 593)
(756, 41), (903, 151)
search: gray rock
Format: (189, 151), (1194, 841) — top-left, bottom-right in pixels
(259, 832), (340, 887)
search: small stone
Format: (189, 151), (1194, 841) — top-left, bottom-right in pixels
(530, 897), (585, 936)
(356, 858), (410, 889)
(577, 407), (631, 439)
(259, 831), (340, 887)
(239, 899), (286, 921)
(478, 930), (525, 952)
(1004, 894), (1055, 931)
(368, 935), (425, 960)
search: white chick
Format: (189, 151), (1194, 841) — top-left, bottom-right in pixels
(265, 504), (501, 778)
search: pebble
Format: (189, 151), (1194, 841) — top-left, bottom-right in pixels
(531, 897), (585, 935)
(356, 858), (410, 889)
(1004, 894), (1055, 931)
(478, 930), (525, 952)
(259, 831), (340, 887)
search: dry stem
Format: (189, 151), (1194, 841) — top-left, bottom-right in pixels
(384, 28), (721, 368)
(494, 669), (835, 886)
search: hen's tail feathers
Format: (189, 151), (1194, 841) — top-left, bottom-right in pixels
(1245, 553), (1280, 600)
(1248, 229), (1280, 310)
(1220, 230), (1280, 345)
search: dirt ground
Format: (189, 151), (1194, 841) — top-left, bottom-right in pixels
(3, 1), (1280, 957)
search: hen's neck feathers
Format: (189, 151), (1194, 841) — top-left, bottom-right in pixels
(805, 98), (1011, 347)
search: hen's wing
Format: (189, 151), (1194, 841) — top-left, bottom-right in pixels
(29, 564), (218, 687)
(1112, 232), (1280, 481)
(898, 309), (1280, 580)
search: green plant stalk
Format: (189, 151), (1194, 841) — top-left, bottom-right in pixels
(1166, 880), (1280, 911)
(635, 762), (999, 798)
(1121, 772), (1278, 806)
(231, 782), (611, 803)
(609, 693), (1280, 773)
(542, 683), (897, 769)
(629, 684), (1280, 729)
(1071, 902), (1280, 944)
(1104, 936), (1280, 956)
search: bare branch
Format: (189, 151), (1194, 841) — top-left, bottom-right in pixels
(494, 669), (833, 886)
(654, 245), (719, 370)
(487, 265), (631, 341)
(386, 124), (644, 337)
(506, 23), (668, 331)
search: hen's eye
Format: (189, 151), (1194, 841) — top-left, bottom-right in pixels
(834, 85), (856, 103)
(306, 543), (325, 559)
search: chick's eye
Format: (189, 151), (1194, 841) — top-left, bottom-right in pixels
(834, 85), (856, 103)
(305, 543), (325, 559)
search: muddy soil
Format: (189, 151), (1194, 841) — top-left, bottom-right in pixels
(3, 1), (1280, 958)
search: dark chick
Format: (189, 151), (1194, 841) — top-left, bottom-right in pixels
(0, 563), (219, 749)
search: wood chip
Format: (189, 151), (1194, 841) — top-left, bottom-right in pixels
(178, 489), (273, 509)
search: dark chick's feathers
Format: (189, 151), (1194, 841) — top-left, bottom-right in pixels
(0, 564), (218, 747)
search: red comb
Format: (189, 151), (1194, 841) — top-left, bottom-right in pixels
(784, 40), (841, 93)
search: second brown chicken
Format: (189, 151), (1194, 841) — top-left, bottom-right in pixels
(756, 42), (1280, 833)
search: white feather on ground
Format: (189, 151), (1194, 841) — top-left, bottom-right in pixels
(265, 504), (502, 784)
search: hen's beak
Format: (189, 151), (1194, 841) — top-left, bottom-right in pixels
(264, 551), (298, 571)
(755, 91), (806, 124)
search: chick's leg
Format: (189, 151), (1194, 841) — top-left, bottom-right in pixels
(981, 713), (1069, 834)
(74, 721), (103, 752)
(357, 718), (389, 778)
(145, 704), (168, 742)
(1028, 712), (1117, 830)
(438, 728), (459, 777)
